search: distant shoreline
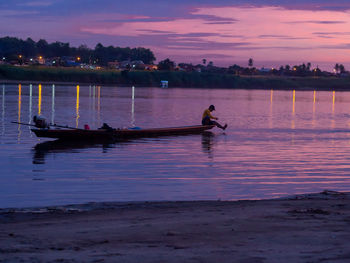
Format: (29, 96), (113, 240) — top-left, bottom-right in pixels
(1, 65), (350, 90)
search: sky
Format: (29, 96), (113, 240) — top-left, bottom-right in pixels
(1, 0), (350, 70)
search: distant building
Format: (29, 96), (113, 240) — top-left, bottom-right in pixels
(131, 60), (145, 70)
(194, 66), (202, 73)
(161, 80), (168, 88)
(144, 64), (158, 71)
(38, 57), (45, 65)
(259, 67), (273, 75)
(340, 72), (350, 78)
(120, 60), (131, 69)
(108, 61), (120, 69)
(61, 56), (80, 67)
(177, 63), (194, 72)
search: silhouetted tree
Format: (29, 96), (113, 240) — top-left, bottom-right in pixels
(0, 36), (156, 66)
(302, 63), (306, 71)
(228, 64), (243, 75)
(307, 62), (311, 71)
(279, 66), (284, 74)
(334, 63), (340, 74)
(157, 58), (175, 71)
(285, 65), (291, 71)
(36, 39), (49, 56)
(248, 58), (253, 67)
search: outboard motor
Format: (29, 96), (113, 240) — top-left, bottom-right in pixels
(33, 115), (49, 128)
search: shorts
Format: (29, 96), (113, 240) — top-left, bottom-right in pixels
(202, 116), (214, 125)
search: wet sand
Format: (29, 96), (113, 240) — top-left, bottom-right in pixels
(1, 190), (350, 263)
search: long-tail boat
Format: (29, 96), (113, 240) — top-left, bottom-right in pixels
(31, 125), (215, 140)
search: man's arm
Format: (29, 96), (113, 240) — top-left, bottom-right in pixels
(208, 112), (218, 120)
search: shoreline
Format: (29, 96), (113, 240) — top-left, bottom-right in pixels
(2, 78), (350, 91)
(2, 190), (350, 262)
(2, 65), (350, 90)
(0, 190), (347, 213)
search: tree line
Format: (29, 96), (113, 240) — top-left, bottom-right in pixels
(0, 36), (156, 65)
(158, 57), (347, 77)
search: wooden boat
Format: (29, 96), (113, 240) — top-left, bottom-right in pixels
(31, 125), (215, 140)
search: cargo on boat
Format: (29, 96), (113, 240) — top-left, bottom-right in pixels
(31, 125), (215, 140)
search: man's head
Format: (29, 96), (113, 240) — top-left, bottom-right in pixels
(209, 105), (215, 111)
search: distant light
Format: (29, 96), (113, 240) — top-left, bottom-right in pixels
(53, 61), (56, 64)
(2, 57), (5, 60)
(39, 56), (43, 59)
(18, 55), (22, 58)
(30, 58), (33, 61)
(77, 57), (81, 61)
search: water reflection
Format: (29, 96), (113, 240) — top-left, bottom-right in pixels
(1, 84), (4, 136)
(131, 86), (135, 127)
(17, 84), (22, 140)
(269, 89), (273, 128)
(38, 84), (42, 115)
(201, 131), (215, 159)
(291, 90), (295, 129)
(3, 84), (350, 207)
(332, 91), (336, 130)
(29, 84), (32, 124)
(97, 85), (101, 124)
(32, 139), (118, 164)
(312, 90), (316, 127)
(51, 84), (55, 124)
(18, 84), (21, 123)
(76, 85), (80, 128)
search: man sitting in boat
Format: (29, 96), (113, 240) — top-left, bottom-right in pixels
(202, 105), (227, 130)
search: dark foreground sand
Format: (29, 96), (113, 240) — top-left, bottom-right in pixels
(1, 191), (350, 263)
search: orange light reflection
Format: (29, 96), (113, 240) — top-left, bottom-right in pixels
(76, 85), (80, 128)
(18, 84), (22, 140)
(38, 84), (42, 115)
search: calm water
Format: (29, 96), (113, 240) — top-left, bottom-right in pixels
(1, 83), (350, 208)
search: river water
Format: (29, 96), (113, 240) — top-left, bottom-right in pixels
(1, 83), (350, 208)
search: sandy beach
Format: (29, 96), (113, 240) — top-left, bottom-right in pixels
(1, 190), (350, 263)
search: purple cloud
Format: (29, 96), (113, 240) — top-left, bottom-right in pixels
(286, 20), (347, 24)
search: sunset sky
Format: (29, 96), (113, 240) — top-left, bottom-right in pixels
(1, 0), (350, 70)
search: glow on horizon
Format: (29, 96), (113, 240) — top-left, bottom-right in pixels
(79, 5), (350, 69)
(2, 2), (350, 70)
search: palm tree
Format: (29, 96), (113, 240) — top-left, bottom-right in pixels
(248, 58), (253, 67)
(334, 63), (340, 74)
(307, 62), (311, 71)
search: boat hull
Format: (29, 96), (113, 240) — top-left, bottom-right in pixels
(31, 125), (215, 140)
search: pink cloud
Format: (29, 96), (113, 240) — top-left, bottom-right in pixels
(78, 6), (350, 68)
